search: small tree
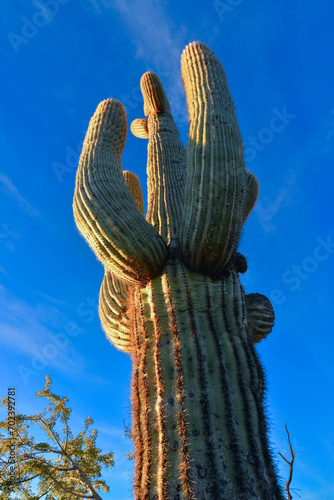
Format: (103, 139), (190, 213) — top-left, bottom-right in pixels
(0, 376), (114, 499)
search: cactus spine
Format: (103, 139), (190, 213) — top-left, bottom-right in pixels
(73, 42), (284, 499)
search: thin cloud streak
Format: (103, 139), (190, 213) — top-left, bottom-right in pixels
(0, 286), (85, 377)
(33, 1), (52, 22)
(0, 172), (41, 218)
(97, 0), (189, 121)
(255, 183), (295, 233)
(254, 106), (334, 233)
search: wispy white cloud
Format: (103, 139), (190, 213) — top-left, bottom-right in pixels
(0, 223), (19, 239)
(0, 266), (7, 275)
(33, 1), (52, 22)
(0, 172), (40, 218)
(111, 0), (185, 67)
(254, 106), (334, 233)
(0, 286), (86, 383)
(255, 179), (296, 233)
(33, 290), (70, 308)
(95, 0), (190, 121)
(87, 0), (102, 14)
(0, 222), (20, 253)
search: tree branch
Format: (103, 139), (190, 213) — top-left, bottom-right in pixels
(65, 417), (70, 452)
(21, 453), (76, 472)
(39, 417), (103, 500)
(34, 482), (55, 499)
(41, 469), (94, 499)
(3, 472), (41, 486)
(278, 424), (295, 500)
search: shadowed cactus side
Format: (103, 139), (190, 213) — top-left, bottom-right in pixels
(73, 42), (285, 499)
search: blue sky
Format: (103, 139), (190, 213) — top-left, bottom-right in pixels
(1, 0), (334, 498)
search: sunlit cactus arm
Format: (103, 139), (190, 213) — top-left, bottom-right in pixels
(98, 170), (145, 353)
(122, 170), (145, 215)
(131, 118), (149, 139)
(246, 293), (275, 344)
(131, 72), (186, 246)
(179, 42), (247, 275)
(99, 270), (133, 353)
(73, 99), (168, 283)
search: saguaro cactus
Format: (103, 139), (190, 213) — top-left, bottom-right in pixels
(73, 42), (284, 499)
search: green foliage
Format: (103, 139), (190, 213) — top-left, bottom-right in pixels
(0, 376), (114, 499)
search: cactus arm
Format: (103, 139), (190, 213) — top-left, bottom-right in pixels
(73, 98), (168, 283)
(130, 118), (149, 139)
(230, 251), (248, 274)
(179, 42), (247, 275)
(99, 271), (133, 352)
(245, 293), (275, 344)
(98, 171), (145, 352)
(98, 172), (146, 352)
(244, 171), (260, 222)
(122, 170), (145, 215)
(131, 72), (187, 247)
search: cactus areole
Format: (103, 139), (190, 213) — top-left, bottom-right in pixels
(73, 42), (284, 499)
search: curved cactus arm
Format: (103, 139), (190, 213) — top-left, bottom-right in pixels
(98, 170), (145, 352)
(245, 293), (275, 344)
(244, 171), (260, 222)
(131, 72), (187, 247)
(122, 170), (145, 215)
(73, 98), (168, 284)
(179, 41), (247, 275)
(99, 270), (134, 353)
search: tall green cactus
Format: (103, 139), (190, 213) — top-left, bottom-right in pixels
(73, 42), (284, 499)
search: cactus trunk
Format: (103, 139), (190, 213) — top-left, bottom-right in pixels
(131, 261), (282, 499)
(73, 42), (285, 499)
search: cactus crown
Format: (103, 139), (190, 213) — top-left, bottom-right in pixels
(73, 41), (263, 352)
